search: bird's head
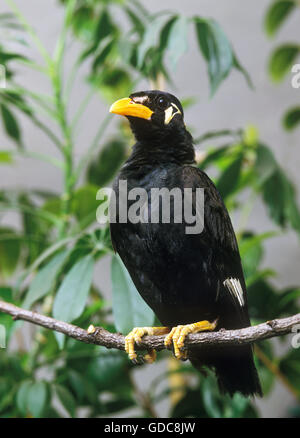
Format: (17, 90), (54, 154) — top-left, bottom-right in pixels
(109, 90), (185, 142)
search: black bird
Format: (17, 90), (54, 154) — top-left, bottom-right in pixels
(109, 90), (262, 397)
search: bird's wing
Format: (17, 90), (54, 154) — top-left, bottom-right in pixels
(181, 166), (249, 320)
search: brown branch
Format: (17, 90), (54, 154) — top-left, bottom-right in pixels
(0, 300), (299, 352)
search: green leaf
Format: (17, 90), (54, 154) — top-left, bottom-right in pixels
(94, 8), (116, 46)
(194, 17), (233, 95)
(80, 8), (116, 63)
(216, 153), (243, 199)
(247, 279), (278, 320)
(282, 106), (300, 131)
(261, 170), (289, 227)
(254, 143), (278, 185)
(264, 0), (295, 37)
(262, 168), (300, 232)
(255, 144), (300, 234)
(255, 341), (276, 395)
(198, 145), (230, 169)
(22, 250), (70, 309)
(125, 6), (145, 36)
(247, 280), (299, 320)
(71, 184), (99, 223)
(0, 51), (26, 64)
(166, 16), (188, 70)
(239, 232), (276, 279)
(87, 138), (127, 187)
(72, 5), (95, 40)
(137, 15), (169, 68)
(0, 228), (21, 279)
(86, 347), (126, 390)
(27, 381), (48, 418)
(54, 332), (65, 350)
(268, 44), (300, 82)
(276, 287), (300, 316)
(16, 380), (32, 415)
(19, 194), (48, 265)
(159, 15), (178, 51)
(232, 54), (253, 89)
(202, 379), (222, 418)
(93, 67), (132, 103)
(0, 104), (21, 146)
(42, 197), (63, 217)
(285, 187), (300, 234)
(17, 381), (48, 418)
(92, 38), (115, 71)
(66, 370), (86, 403)
(1, 91), (33, 117)
(0, 309), (15, 344)
(0, 286), (13, 302)
(52, 384), (76, 418)
(53, 254), (94, 323)
(111, 255), (155, 334)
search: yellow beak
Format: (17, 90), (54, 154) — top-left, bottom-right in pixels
(109, 97), (153, 120)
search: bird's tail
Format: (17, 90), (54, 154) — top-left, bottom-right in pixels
(190, 345), (262, 398)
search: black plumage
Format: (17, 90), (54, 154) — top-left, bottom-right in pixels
(109, 90), (262, 397)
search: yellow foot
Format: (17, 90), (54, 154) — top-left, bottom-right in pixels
(125, 326), (169, 364)
(164, 319), (217, 360)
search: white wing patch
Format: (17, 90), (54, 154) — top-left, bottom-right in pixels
(223, 277), (245, 307)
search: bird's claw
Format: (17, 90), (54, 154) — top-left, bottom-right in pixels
(164, 319), (217, 360)
(124, 326), (169, 364)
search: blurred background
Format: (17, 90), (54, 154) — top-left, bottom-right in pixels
(0, 0), (299, 418)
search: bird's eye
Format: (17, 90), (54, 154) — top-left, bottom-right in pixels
(157, 96), (168, 109)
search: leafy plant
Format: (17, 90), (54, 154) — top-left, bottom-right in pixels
(265, 0), (300, 131)
(0, 0), (299, 418)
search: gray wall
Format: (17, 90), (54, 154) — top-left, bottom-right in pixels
(0, 0), (299, 418)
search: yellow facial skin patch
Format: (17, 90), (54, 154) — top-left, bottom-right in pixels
(164, 103), (182, 125)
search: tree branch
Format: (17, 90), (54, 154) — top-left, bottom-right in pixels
(0, 300), (299, 352)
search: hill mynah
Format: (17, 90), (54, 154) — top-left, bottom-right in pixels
(109, 90), (262, 397)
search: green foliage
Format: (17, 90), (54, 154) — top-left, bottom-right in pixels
(0, 228), (22, 279)
(111, 255), (155, 334)
(255, 144), (300, 234)
(166, 16), (188, 70)
(87, 138), (127, 187)
(169, 371), (258, 418)
(16, 380), (49, 418)
(52, 254), (94, 324)
(194, 18), (234, 96)
(282, 106), (300, 131)
(216, 152), (244, 199)
(0, 103), (21, 146)
(265, 1), (300, 136)
(268, 44), (300, 82)
(0, 0), (299, 419)
(264, 0), (296, 37)
(22, 250), (71, 309)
